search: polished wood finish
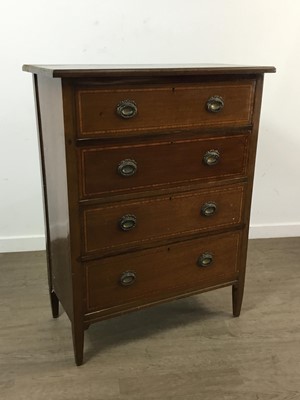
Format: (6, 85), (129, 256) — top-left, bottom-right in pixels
(33, 75), (74, 321)
(23, 63), (276, 78)
(83, 184), (245, 255)
(76, 80), (255, 137)
(79, 133), (249, 198)
(85, 231), (241, 312)
(24, 64), (275, 365)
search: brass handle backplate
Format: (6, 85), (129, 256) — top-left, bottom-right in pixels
(206, 96), (224, 113)
(201, 202), (217, 217)
(120, 271), (136, 286)
(116, 99), (138, 119)
(118, 159), (138, 177)
(119, 214), (137, 231)
(197, 252), (214, 267)
(203, 150), (220, 166)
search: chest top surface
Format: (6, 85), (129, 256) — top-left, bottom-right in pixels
(22, 64), (276, 78)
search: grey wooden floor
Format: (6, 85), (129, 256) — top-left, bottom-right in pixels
(0, 237), (300, 399)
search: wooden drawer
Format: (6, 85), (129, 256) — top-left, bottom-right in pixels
(85, 231), (241, 312)
(79, 133), (249, 199)
(76, 80), (255, 137)
(82, 184), (245, 255)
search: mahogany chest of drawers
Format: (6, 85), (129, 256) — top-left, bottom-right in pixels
(23, 64), (275, 365)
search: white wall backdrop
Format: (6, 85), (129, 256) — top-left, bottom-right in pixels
(0, 0), (299, 251)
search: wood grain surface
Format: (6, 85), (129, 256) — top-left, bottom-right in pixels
(79, 133), (249, 198)
(24, 65), (275, 365)
(76, 81), (255, 137)
(82, 184), (245, 255)
(85, 231), (240, 312)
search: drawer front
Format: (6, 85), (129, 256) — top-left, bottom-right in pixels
(82, 185), (245, 254)
(79, 134), (249, 199)
(76, 80), (255, 137)
(85, 231), (241, 311)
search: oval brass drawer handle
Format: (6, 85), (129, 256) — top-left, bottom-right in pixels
(206, 95), (224, 113)
(116, 99), (138, 119)
(118, 159), (138, 177)
(120, 271), (136, 286)
(201, 202), (217, 217)
(119, 214), (137, 231)
(197, 252), (214, 267)
(203, 150), (220, 166)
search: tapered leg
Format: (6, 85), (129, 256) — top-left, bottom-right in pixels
(72, 322), (84, 366)
(232, 283), (244, 317)
(50, 290), (59, 318)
